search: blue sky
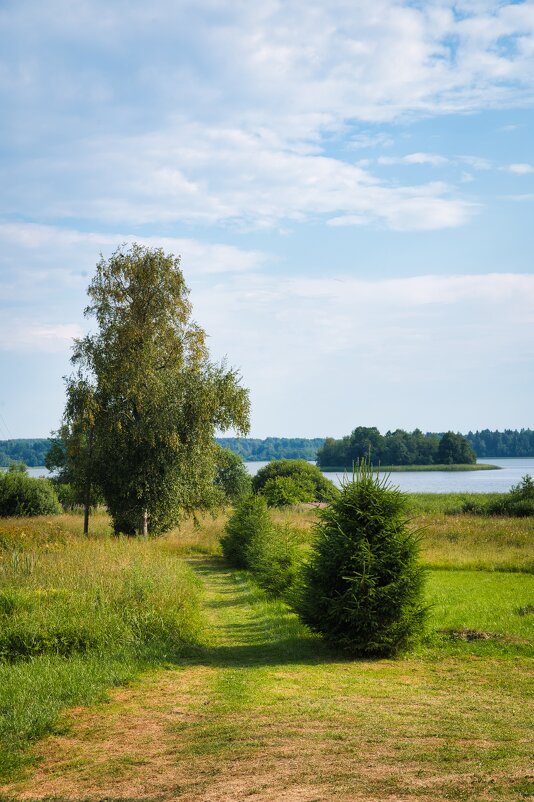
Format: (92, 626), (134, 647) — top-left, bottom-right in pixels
(0, 0), (533, 439)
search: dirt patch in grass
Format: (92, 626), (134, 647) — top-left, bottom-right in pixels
(3, 666), (214, 801)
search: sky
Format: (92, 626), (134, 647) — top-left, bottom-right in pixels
(0, 0), (533, 440)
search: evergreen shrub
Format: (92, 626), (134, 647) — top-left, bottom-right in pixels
(296, 463), (427, 657)
(245, 523), (303, 598)
(220, 495), (273, 568)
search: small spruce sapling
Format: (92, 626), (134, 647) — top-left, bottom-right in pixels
(296, 461), (427, 657)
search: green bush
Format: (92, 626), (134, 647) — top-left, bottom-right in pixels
(54, 482), (79, 510)
(253, 459), (338, 505)
(296, 463), (427, 657)
(220, 495), (273, 568)
(0, 471), (62, 517)
(221, 495), (304, 598)
(245, 523), (303, 599)
(261, 475), (315, 507)
(461, 474), (534, 517)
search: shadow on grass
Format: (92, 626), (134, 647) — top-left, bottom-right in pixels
(204, 592), (259, 610)
(182, 557), (355, 670)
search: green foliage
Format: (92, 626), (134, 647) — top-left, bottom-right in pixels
(63, 244), (249, 535)
(465, 428), (534, 458)
(0, 472), (62, 517)
(221, 495), (272, 569)
(214, 447), (251, 504)
(317, 427), (476, 467)
(221, 495), (304, 598)
(0, 440), (53, 468)
(7, 461), (28, 474)
(215, 437), (325, 461)
(296, 463), (427, 657)
(253, 459), (338, 505)
(245, 523), (304, 599)
(261, 475), (315, 507)
(463, 474), (534, 517)
(45, 423), (103, 515)
(437, 431), (477, 465)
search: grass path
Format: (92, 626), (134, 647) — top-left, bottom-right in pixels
(2, 559), (533, 802)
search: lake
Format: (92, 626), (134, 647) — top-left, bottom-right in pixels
(245, 458), (534, 493)
(24, 457), (534, 494)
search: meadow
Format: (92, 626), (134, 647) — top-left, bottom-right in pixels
(0, 498), (532, 801)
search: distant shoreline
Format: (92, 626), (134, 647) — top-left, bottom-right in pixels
(320, 463), (501, 473)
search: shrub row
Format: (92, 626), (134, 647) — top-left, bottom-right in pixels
(222, 465), (427, 658)
(221, 496), (304, 600)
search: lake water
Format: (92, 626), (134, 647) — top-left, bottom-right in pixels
(245, 458), (534, 494)
(23, 457), (534, 494)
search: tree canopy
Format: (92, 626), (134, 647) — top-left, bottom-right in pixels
(63, 244), (249, 535)
(317, 427), (476, 468)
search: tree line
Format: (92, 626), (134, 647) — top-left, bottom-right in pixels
(464, 429), (534, 458)
(2, 428), (534, 468)
(316, 428), (477, 467)
(215, 437), (325, 461)
(0, 439), (52, 467)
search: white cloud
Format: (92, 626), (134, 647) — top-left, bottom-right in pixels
(0, 322), (83, 353)
(505, 163), (534, 174)
(3, 127), (476, 232)
(1, 1), (533, 235)
(0, 223), (267, 278)
(191, 271), (534, 434)
(3, 0), (534, 130)
(378, 153), (449, 166)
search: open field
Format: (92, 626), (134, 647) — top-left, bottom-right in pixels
(0, 501), (532, 800)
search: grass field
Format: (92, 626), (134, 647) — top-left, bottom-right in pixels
(0, 500), (532, 801)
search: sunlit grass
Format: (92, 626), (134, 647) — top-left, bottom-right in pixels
(426, 570), (534, 650)
(0, 495), (532, 792)
(0, 517), (205, 780)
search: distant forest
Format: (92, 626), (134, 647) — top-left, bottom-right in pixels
(317, 429), (534, 467)
(0, 439), (53, 467)
(215, 437), (325, 461)
(317, 428), (473, 468)
(464, 429), (534, 458)
(1, 430), (533, 467)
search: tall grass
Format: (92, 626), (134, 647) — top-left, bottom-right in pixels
(0, 518), (205, 779)
(192, 497), (533, 575)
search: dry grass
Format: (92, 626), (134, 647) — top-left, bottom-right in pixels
(418, 513), (534, 572)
